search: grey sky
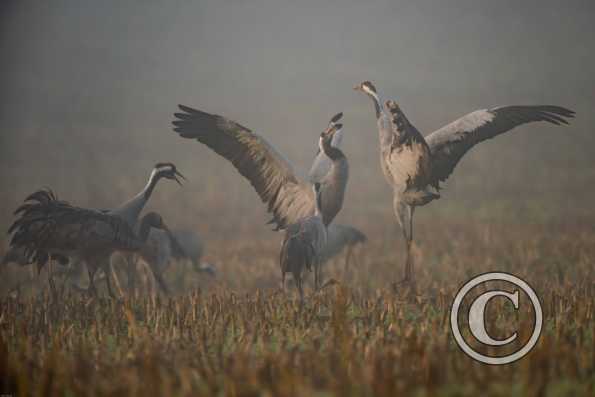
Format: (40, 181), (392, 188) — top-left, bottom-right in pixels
(1, 0), (594, 236)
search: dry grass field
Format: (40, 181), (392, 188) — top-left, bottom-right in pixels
(1, 210), (593, 396)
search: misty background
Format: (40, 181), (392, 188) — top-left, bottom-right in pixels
(1, 0), (594, 246)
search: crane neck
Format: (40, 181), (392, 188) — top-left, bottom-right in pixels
(367, 91), (383, 119)
(111, 168), (165, 227)
(314, 188), (323, 216)
(137, 214), (160, 243)
(320, 136), (346, 162)
(142, 169), (164, 200)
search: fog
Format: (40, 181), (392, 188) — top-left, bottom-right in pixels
(1, 0), (594, 241)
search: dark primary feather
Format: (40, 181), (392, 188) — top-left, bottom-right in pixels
(8, 189), (140, 268)
(425, 105), (575, 185)
(172, 105), (314, 230)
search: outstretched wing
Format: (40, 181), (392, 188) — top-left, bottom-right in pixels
(172, 105), (314, 230)
(425, 105), (575, 185)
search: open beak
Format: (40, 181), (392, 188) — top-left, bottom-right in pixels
(330, 112), (343, 124)
(328, 123), (342, 137)
(174, 170), (186, 186)
(321, 123), (341, 141)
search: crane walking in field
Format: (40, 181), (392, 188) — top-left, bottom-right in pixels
(8, 189), (176, 288)
(354, 81), (575, 289)
(280, 182), (327, 300)
(171, 106), (349, 230)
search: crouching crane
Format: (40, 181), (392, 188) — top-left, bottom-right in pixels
(138, 229), (215, 294)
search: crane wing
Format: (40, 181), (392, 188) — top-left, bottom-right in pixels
(9, 189), (139, 267)
(172, 105), (314, 230)
(424, 105), (575, 185)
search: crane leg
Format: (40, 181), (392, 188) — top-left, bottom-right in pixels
(394, 199), (417, 293)
(48, 258), (58, 300)
(102, 263), (117, 299)
(153, 271), (170, 295)
(125, 254), (138, 295)
(87, 265), (98, 297)
(343, 246), (353, 280)
(296, 274), (304, 302)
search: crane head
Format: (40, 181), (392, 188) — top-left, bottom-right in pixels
(353, 80), (377, 96)
(154, 162), (186, 186)
(319, 122), (342, 149)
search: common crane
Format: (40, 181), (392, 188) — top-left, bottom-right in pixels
(8, 190), (175, 290)
(172, 106), (348, 231)
(354, 81), (575, 289)
(307, 113), (367, 273)
(6, 163), (184, 297)
(97, 163), (185, 296)
(320, 223), (366, 271)
(137, 228), (215, 294)
(280, 182), (327, 300)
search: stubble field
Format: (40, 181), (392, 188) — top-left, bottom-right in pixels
(1, 214), (593, 396)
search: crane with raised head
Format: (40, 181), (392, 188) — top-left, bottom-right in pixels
(172, 108), (349, 288)
(354, 80), (575, 291)
(172, 106), (348, 230)
(307, 113), (367, 274)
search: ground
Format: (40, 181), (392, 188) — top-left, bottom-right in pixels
(0, 217), (593, 396)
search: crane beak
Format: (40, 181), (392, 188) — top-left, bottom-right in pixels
(174, 170), (186, 186)
(327, 123), (342, 137)
(330, 112), (343, 124)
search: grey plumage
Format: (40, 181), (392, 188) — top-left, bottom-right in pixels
(319, 223), (367, 264)
(425, 105), (576, 186)
(280, 183), (327, 300)
(172, 106), (348, 230)
(110, 163), (185, 228)
(140, 228), (215, 294)
(8, 189), (162, 264)
(308, 118), (366, 268)
(355, 81), (575, 286)
(308, 112), (344, 183)
(108, 163), (185, 296)
(170, 230), (215, 276)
